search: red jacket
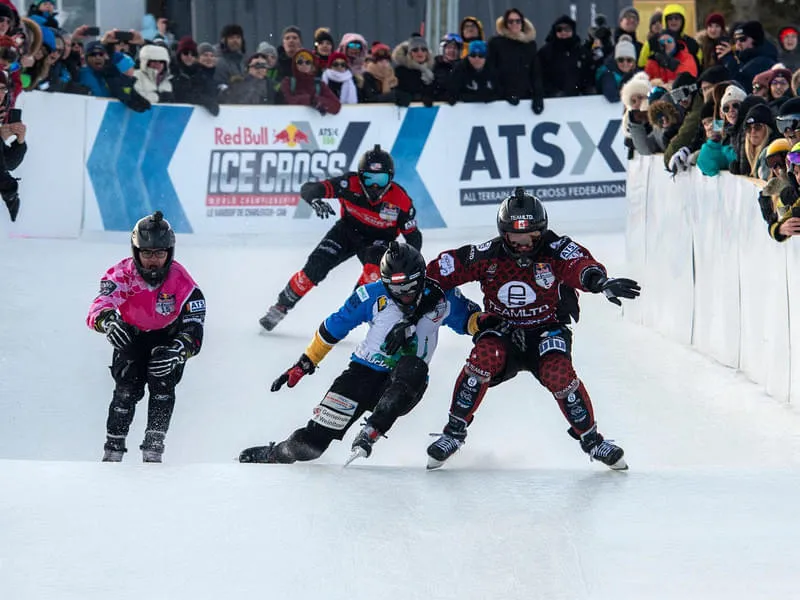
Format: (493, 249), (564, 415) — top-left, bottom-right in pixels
(644, 42), (698, 84)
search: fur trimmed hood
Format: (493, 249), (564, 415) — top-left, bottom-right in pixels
(138, 43), (170, 65)
(392, 39), (435, 76)
(648, 99), (681, 128)
(621, 71), (651, 110)
(495, 15), (536, 42)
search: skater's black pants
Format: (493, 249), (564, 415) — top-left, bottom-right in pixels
(106, 333), (185, 440)
(301, 220), (391, 285)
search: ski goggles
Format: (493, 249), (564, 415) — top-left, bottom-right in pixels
(385, 280), (422, 302)
(788, 148), (800, 166)
(362, 172), (390, 188)
(776, 114), (800, 134)
(766, 152), (788, 170)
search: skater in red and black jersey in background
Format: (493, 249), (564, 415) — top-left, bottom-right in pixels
(424, 187), (640, 470)
(260, 144), (422, 331)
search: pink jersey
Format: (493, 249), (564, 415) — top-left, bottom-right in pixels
(87, 258), (201, 332)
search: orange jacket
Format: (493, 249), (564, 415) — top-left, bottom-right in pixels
(644, 43), (698, 84)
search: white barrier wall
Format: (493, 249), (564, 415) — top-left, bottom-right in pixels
(626, 155), (795, 402)
(4, 92), (629, 238)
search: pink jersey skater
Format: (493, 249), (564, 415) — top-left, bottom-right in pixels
(87, 258), (201, 332)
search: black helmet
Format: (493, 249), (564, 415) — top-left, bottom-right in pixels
(497, 187), (548, 262)
(380, 241), (426, 313)
(358, 144), (394, 201)
(131, 211), (176, 286)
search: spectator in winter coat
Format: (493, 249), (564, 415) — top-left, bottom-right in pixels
(0, 3), (16, 36)
(729, 103), (778, 179)
(78, 41), (151, 111)
(777, 98), (800, 147)
(663, 71), (704, 170)
(0, 36), (20, 106)
(313, 28), (334, 73)
(173, 37), (220, 115)
(134, 43), (174, 104)
(433, 33), (462, 101)
(279, 48), (341, 115)
(638, 4), (700, 70)
(277, 26), (302, 79)
(538, 15), (593, 98)
(321, 51), (359, 104)
(719, 21), (778, 94)
(256, 42), (281, 80)
(697, 83), (746, 176)
(214, 23), (246, 88)
(392, 34), (435, 107)
(487, 8), (544, 113)
(777, 26), (800, 72)
(596, 35), (638, 102)
(337, 32), (368, 76)
(447, 40), (501, 104)
(459, 17), (485, 58)
(621, 72), (658, 156)
(766, 67), (794, 114)
(360, 43), (397, 103)
(614, 7), (643, 61)
(27, 0), (58, 29)
(752, 69), (773, 100)
(220, 52), (279, 106)
(644, 31), (697, 84)
(647, 94), (682, 151)
(585, 14), (615, 88)
(696, 13), (727, 71)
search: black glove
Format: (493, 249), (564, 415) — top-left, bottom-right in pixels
(99, 311), (139, 352)
(654, 52), (679, 71)
(308, 198), (335, 219)
(473, 312), (526, 352)
(395, 93), (411, 107)
(531, 96), (544, 115)
(271, 353), (316, 391)
(507, 95), (520, 106)
(447, 97), (457, 106)
(148, 339), (188, 378)
(585, 273), (641, 306)
(422, 95), (434, 108)
(757, 193), (776, 225)
(316, 103), (327, 116)
(382, 319), (416, 356)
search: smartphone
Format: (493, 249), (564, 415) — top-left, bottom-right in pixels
(115, 31), (134, 43)
(7, 108), (21, 123)
(712, 119), (724, 133)
(84, 26), (100, 36)
(792, 206), (800, 219)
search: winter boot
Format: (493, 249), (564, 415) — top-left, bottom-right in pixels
(239, 442), (281, 463)
(140, 430), (166, 463)
(570, 425), (627, 470)
(259, 304), (289, 332)
(102, 436), (127, 462)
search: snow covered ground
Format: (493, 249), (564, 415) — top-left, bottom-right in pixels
(2, 224), (799, 600)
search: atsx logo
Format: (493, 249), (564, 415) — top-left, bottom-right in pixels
(459, 120), (624, 181)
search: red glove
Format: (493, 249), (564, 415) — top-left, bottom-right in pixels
(271, 354), (316, 391)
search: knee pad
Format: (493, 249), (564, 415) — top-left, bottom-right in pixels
(466, 336), (507, 381)
(537, 354), (578, 394)
(391, 355), (429, 391)
(112, 385), (145, 406)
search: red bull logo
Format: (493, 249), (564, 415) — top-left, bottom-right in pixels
(273, 124), (310, 147)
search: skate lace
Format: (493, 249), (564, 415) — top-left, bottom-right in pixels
(589, 439), (618, 460)
(430, 433), (463, 453)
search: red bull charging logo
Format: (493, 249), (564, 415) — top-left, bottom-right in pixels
(273, 124), (310, 147)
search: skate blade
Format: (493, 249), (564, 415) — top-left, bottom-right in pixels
(343, 447), (368, 468)
(607, 457), (629, 471)
(426, 456), (445, 470)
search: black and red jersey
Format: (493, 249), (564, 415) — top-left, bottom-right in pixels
(301, 173), (420, 244)
(426, 232), (606, 328)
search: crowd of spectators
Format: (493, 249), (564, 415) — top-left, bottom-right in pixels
(1, 2), (799, 235)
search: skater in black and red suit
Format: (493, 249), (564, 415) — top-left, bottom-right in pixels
(259, 144), (422, 331)
(425, 187), (640, 470)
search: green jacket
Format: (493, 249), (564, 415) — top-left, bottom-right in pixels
(663, 94), (702, 167)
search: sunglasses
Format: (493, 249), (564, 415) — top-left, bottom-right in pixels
(722, 102), (740, 114)
(745, 122), (766, 131)
(0, 16), (11, 24)
(734, 36), (747, 43)
(507, 18), (522, 25)
(555, 25), (572, 33)
(250, 62), (268, 69)
(752, 84), (763, 91)
(469, 51), (486, 58)
(362, 172), (390, 188)
(181, 50), (197, 57)
(88, 51), (107, 58)
(331, 60), (348, 68)
(296, 58), (313, 66)
(772, 78), (789, 86)
(410, 46), (427, 53)
(346, 42), (363, 50)
(139, 249), (168, 259)
(616, 57), (634, 63)
(775, 114), (800, 133)
(767, 152), (788, 169)
(659, 37), (675, 45)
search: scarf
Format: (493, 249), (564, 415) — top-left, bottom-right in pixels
(322, 68), (358, 104)
(365, 61), (398, 94)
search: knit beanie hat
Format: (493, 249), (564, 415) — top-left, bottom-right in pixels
(621, 71), (651, 110)
(649, 12), (663, 27)
(615, 35), (637, 60)
(673, 71), (697, 90)
(314, 27), (334, 45)
(619, 6), (639, 22)
(407, 33), (427, 50)
(197, 42), (215, 55)
(704, 13), (725, 29)
(744, 104), (774, 127)
(370, 42), (391, 60)
(220, 24), (244, 40)
(752, 70), (773, 91)
(700, 100), (715, 120)
(468, 40), (487, 55)
(327, 51), (348, 67)
(177, 35), (197, 55)
(721, 84), (746, 108)
(735, 21), (765, 46)
(779, 26), (800, 46)
(698, 65), (729, 85)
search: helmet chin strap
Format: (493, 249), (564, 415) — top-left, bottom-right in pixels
(359, 177), (390, 203)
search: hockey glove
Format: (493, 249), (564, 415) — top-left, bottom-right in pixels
(271, 353), (316, 391)
(99, 311), (139, 352)
(148, 339), (188, 378)
(382, 319), (416, 356)
(474, 313), (526, 352)
(585, 274), (641, 306)
(309, 198), (335, 219)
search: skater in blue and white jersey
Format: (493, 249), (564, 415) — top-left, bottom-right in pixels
(239, 241), (480, 465)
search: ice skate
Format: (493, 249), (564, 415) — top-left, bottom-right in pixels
(102, 436), (127, 462)
(239, 442), (280, 463)
(426, 432), (465, 470)
(344, 424), (382, 467)
(259, 304), (288, 332)
(140, 431), (165, 463)
(572, 426), (628, 471)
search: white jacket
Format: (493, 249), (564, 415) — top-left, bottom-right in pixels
(133, 45), (173, 104)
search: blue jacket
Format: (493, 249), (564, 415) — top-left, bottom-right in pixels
(697, 138), (738, 176)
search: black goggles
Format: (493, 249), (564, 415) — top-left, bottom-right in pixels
(776, 114), (800, 134)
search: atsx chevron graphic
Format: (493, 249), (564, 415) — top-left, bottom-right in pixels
(87, 103), (193, 233)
